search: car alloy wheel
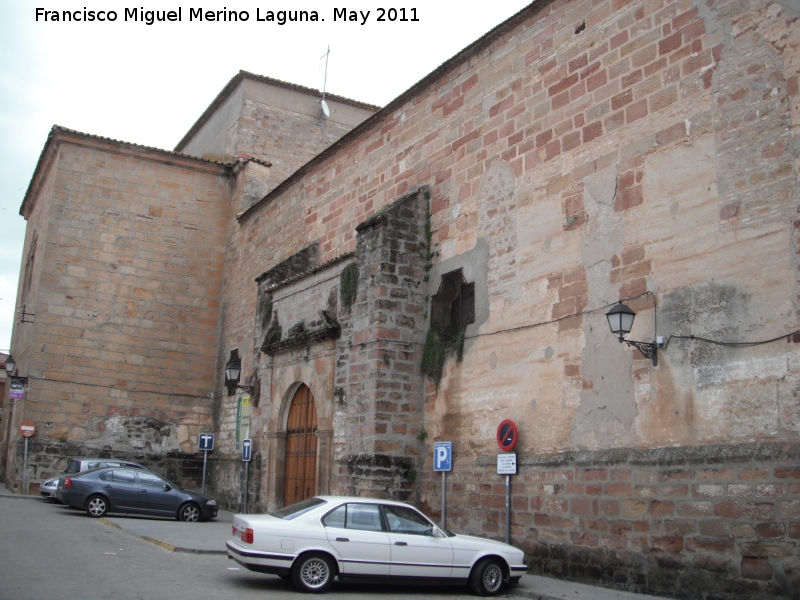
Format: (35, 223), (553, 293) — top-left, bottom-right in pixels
(470, 557), (504, 596)
(179, 503), (201, 522)
(292, 552), (335, 593)
(86, 495), (108, 518)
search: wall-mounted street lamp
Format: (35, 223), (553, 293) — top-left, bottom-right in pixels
(4, 355), (28, 385)
(605, 302), (660, 366)
(225, 356), (253, 396)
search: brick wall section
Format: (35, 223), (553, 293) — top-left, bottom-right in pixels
(229, 99), (355, 192)
(17, 135), (231, 456)
(213, 0), (800, 594)
(332, 189), (428, 500)
(420, 442), (800, 598)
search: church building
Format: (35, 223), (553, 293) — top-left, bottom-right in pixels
(4, 1), (800, 597)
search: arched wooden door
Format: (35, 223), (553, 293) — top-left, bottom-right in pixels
(283, 384), (318, 506)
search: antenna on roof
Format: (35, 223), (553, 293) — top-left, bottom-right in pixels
(319, 45), (331, 118)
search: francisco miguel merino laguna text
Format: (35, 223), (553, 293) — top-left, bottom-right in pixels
(35, 7), (325, 25)
(36, 7), (420, 24)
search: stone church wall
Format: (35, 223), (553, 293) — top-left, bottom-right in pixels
(4, 132), (233, 491)
(215, 0), (800, 596)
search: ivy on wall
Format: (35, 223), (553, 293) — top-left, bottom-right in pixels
(340, 262), (359, 309)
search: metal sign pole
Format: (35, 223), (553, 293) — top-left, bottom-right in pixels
(23, 438), (29, 495)
(202, 450), (208, 493)
(243, 461), (249, 514)
(505, 474), (511, 545)
(441, 471), (446, 530)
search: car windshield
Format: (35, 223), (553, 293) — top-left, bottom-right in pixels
(269, 497), (327, 520)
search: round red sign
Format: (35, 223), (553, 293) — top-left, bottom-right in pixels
(19, 420), (36, 438)
(496, 419), (518, 452)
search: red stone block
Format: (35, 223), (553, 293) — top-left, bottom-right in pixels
(659, 32), (683, 56)
(742, 503), (775, 521)
(650, 500), (674, 515)
(625, 99), (648, 123)
(611, 89), (634, 110)
(582, 121), (603, 144)
(549, 73), (580, 97)
(741, 558), (773, 581)
(610, 31), (629, 50)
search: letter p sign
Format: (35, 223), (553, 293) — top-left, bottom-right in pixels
(433, 442), (452, 472)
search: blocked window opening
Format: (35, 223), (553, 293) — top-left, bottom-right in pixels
(430, 268), (475, 338)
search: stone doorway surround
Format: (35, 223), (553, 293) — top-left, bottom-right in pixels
(261, 341), (335, 511)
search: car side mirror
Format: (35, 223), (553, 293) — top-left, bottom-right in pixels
(163, 484), (171, 491)
(432, 527), (445, 538)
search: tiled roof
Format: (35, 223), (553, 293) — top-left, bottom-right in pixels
(19, 126), (271, 217)
(174, 70), (381, 153)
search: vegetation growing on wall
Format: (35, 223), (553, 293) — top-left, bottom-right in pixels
(340, 262), (358, 309)
(257, 291), (273, 330)
(419, 192), (467, 386)
(421, 323), (466, 385)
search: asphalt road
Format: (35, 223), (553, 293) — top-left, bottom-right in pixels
(0, 497), (485, 600)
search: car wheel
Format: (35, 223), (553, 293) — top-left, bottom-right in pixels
(85, 495), (108, 518)
(291, 552), (335, 593)
(178, 503), (201, 522)
(469, 557), (505, 596)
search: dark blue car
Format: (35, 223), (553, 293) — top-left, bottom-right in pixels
(58, 466), (218, 522)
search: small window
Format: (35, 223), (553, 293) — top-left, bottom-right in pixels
(346, 504), (383, 532)
(382, 505), (434, 535)
(430, 268), (475, 338)
(66, 460), (80, 474)
(138, 472), (166, 489)
(111, 470), (137, 485)
(270, 497), (327, 520)
(322, 505), (346, 528)
(99, 471), (113, 482)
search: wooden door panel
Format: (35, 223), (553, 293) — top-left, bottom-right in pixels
(283, 384), (317, 507)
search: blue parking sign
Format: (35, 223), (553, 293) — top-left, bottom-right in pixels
(433, 442), (452, 472)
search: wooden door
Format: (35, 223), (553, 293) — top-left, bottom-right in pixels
(283, 384), (318, 506)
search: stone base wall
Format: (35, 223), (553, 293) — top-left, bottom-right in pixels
(333, 454), (417, 502)
(206, 455), (262, 512)
(9, 438), (205, 494)
(420, 442), (800, 600)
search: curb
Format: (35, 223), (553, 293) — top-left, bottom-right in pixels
(98, 517), (122, 530)
(97, 518), (227, 555)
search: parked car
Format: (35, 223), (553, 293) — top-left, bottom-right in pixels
(55, 457), (145, 500)
(40, 477), (60, 500)
(58, 466), (217, 522)
(226, 496), (526, 595)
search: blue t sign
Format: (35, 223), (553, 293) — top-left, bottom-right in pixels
(242, 439), (252, 462)
(433, 442), (452, 472)
(198, 433), (214, 451)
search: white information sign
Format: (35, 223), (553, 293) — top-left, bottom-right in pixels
(497, 453), (517, 475)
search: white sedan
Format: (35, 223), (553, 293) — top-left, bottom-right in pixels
(226, 496), (526, 595)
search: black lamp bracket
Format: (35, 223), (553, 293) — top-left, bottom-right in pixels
(622, 339), (658, 366)
(235, 384), (254, 394)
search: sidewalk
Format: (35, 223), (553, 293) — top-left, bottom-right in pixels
(2, 486), (666, 600)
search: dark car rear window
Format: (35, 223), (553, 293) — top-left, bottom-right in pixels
(65, 460), (80, 474)
(269, 498), (326, 520)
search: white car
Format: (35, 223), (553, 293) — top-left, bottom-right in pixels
(226, 496), (526, 595)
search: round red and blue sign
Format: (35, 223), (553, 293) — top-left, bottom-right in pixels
(496, 419), (518, 452)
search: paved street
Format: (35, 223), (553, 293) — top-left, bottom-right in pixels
(0, 496), (487, 600)
(0, 494), (664, 600)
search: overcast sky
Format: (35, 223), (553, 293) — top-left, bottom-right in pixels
(0, 1), (533, 351)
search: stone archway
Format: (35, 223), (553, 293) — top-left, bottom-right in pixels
(283, 383), (317, 506)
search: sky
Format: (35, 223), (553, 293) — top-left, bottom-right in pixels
(0, 1), (534, 352)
